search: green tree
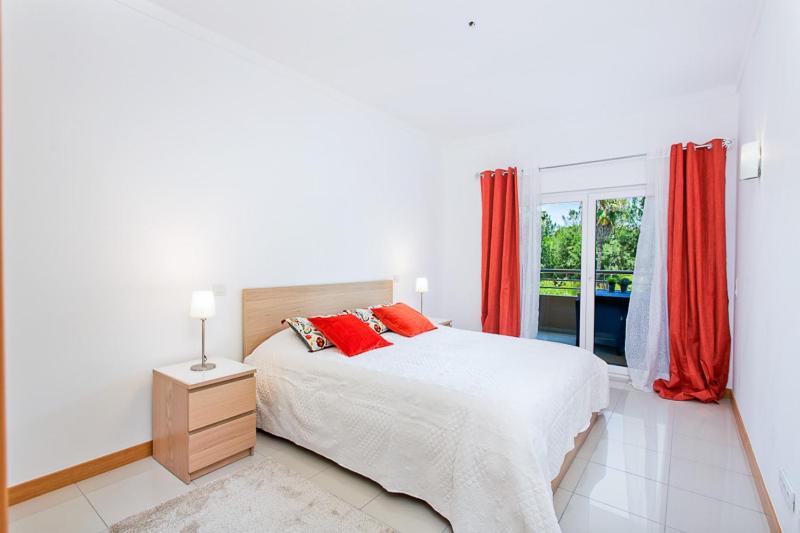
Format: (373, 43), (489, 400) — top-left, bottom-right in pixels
(595, 197), (644, 271)
(539, 197), (644, 295)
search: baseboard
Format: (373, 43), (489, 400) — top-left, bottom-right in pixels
(8, 441), (153, 505)
(729, 391), (782, 533)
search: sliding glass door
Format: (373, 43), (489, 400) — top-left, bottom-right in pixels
(587, 192), (645, 367)
(537, 187), (645, 369)
(537, 199), (585, 346)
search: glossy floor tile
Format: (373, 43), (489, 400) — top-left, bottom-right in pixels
(589, 438), (671, 482)
(362, 492), (450, 533)
(665, 486), (770, 533)
(673, 407), (741, 445)
(309, 464), (384, 508)
(574, 462), (669, 523)
(11, 385), (767, 533)
(560, 494), (663, 533)
(77, 457), (192, 525)
(599, 413), (673, 452)
(255, 431), (334, 477)
(9, 485), (106, 533)
(553, 488), (572, 521)
(670, 431), (750, 474)
(610, 391), (675, 428)
(559, 456), (590, 491)
(576, 418), (607, 460)
(559, 386), (770, 533)
(668, 456), (761, 511)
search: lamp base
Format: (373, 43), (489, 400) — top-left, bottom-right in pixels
(190, 362), (216, 372)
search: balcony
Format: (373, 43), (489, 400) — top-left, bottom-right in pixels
(537, 268), (633, 367)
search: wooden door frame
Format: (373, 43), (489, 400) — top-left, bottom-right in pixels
(1, 0), (8, 529)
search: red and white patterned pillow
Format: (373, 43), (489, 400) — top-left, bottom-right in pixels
(345, 306), (389, 334)
(283, 315), (339, 352)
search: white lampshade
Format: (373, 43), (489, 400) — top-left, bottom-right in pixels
(415, 277), (429, 293)
(189, 290), (216, 319)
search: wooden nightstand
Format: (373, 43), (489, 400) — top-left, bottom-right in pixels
(429, 317), (453, 327)
(153, 359), (257, 483)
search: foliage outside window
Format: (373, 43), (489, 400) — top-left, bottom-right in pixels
(540, 197), (644, 296)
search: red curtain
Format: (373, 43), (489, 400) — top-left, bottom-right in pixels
(653, 140), (731, 402)
(480, 168), (520, 336)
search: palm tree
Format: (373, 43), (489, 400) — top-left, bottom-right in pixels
(595, 199), (628, 273)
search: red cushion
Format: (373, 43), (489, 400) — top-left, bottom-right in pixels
(308, 314), (392, 357)
(371, 302), (436, 337)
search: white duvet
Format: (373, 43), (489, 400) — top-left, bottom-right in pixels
(245, 325), (608, 532)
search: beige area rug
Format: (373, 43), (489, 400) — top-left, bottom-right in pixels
(110, 457), (396, 533)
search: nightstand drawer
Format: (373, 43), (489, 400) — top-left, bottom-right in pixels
(188, 413), (256, 472)
(188, 376), (255, 431)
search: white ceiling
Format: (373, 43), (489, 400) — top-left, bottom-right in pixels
(149, 0), (760, 138)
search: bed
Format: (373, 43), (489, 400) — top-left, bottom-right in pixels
(242, 281), (609, 533)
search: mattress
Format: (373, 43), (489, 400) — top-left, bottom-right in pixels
(245, 325), (609, 532)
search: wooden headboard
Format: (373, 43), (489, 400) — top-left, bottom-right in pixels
(242, 280), (394, 357)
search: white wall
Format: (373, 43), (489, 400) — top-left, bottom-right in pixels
(441, 88), (739, 334)
(3, 0), (443, 485)
(734, 1), (800, 530)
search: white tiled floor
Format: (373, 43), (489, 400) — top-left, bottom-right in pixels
(10, 380), (768, 533)
(558, 380), (769, 533)
(9, 432), (451, 533)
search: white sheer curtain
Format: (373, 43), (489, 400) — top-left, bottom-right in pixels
(626, 153), (670, 390)
(519, 168), (542, 339)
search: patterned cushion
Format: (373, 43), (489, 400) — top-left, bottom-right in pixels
(283, 315), (338, 352)
(345, 307), (389, 335)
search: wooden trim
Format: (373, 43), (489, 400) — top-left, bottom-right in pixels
(242, 280), (393, 357)
(730, 391), (782, 533)
(551, 412), (598, 492)
(0, 0), (7, 527)
(8, 441), (152, 505)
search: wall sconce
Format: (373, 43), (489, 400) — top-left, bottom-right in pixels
(739, 141), (761, 181)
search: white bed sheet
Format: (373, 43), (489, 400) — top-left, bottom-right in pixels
(245, 325), (608, 533)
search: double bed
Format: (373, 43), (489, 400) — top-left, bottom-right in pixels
(242, 280), (609, 533)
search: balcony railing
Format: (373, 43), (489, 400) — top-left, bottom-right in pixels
(540, 268), (634, 296)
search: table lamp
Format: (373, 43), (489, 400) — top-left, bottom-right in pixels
(415, 277), (429, 314)
(190, 290), (216, 371)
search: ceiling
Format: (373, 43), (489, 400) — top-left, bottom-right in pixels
(150, 0), (761, 138)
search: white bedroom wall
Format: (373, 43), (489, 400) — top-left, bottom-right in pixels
(3, 0), (443, 485)
(734, 0), (800, 530)
(441, 88), (739, 333)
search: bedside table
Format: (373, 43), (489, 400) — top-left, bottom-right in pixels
(429, 317), (453, 327)
(153, 359), (257, 483)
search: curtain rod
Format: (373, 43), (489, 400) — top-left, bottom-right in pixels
(477, 138), (735, 177)
(538, 153), (646, 172)
(684, 138), (734, 150)
(474, 168), (526, 179)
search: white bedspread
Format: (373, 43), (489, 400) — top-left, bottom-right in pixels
(245, 325), (608, 532)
